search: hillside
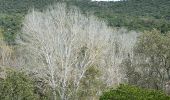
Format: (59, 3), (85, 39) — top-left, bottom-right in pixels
(0, 0), (170, 43)
(0, 0), (57, 43)
(71, 0), (170, 32)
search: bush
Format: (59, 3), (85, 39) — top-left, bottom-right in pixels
(0, 69), (39, 100)
(100, 84), (170, 100)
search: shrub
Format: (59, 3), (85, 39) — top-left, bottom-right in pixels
(0, 69), (39, 100)
(100, 84), (170, 100)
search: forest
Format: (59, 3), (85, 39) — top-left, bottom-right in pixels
(0, 0), (170, 100)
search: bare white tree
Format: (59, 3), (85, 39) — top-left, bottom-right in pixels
(17, 3), (114, 100)
(17, 3), (139, 99)
(100, 28), (139, 87)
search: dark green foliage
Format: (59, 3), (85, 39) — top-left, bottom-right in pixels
(0, 70), (39, 100)
(100, 84), (170, 100)
(0, 0), (57, 14)
(0, 14), (23, 44)
(0, 0), (170, 43)
(70, 0), (170, 32)
(0, 0), (57, 44)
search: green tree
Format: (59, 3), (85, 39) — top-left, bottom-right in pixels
(126, 30), (170, 90)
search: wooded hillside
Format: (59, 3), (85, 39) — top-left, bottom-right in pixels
(0, 0), (170, 43)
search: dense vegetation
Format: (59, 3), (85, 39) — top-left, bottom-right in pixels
(0, 69), (39, 100)
(0, 0), (170, 43)
(72, 0), (170, 32)
(0, 0), (57, 43)
(125, 30), (170, 90)
(100, 84), (170, 100)
(0, 0), (170, 100)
